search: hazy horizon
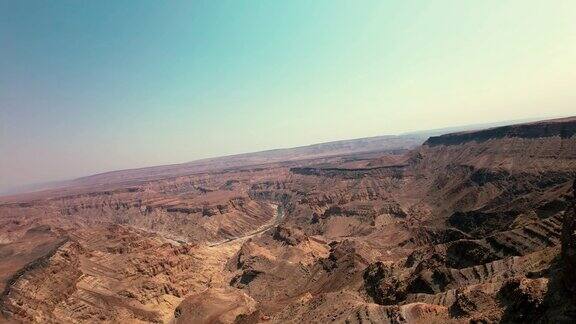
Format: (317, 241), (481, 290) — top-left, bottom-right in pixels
(0, 115), (567, 195)
(2, 1), (576, 192)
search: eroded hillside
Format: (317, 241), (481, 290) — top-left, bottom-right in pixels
(1, 118), (576, 323)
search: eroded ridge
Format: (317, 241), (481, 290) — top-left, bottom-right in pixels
(1, 117), (576, 323)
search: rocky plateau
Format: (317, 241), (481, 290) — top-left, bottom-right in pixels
(1, 117), (576, 323)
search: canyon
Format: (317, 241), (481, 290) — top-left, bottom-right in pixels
(1, 117), (575, 323)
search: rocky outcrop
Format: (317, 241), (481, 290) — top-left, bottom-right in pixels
(272, 225), (306, 246)
(363, 262), (406, 305)
(497, 277), (549, 323)
(290, 165), (407, 179)
(173, 287), (256, 324)
(562, 180), (576, 296)
(1, 242), (83, 322)
(425, 117), (576, 146)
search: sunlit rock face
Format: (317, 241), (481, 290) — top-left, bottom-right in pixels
(1, 118), (576, 323)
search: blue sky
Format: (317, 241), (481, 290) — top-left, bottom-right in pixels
(1, 1), (575, 191)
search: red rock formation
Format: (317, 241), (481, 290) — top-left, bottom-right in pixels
(0, 117), (575, 323)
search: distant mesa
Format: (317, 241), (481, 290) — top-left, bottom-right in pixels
(425, 116), (576, 147)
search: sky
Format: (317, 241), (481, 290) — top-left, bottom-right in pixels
(1, 0), (575, 192)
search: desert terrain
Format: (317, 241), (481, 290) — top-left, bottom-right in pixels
(1, 117), (576, 323)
